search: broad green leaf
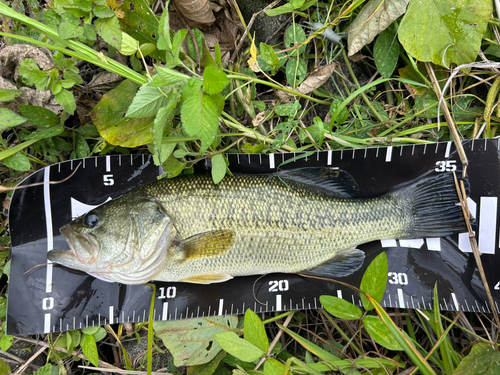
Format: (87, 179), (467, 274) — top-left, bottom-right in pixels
(162, 154), (186, 178)
(81, 326), (100, 335)
(0, 139), (38, 161)
(75, 134), (90, 158)
(181, 78), (219, 153)
(187, 349), (226, 375)
(138, 42), (156, 57)
(243, 309), (269, 353)
(91, 80), (155, 147)
(157, 1), (172, 50)
(83, 23), (97, 41)
(211, 154), (226, 184)
(187, 28), (205, 62)
(399, 0), (492, 67)
(152, 142), (176, 166)
(260, 43), (280, 73)
(53, 137), (73, 151)
(0, 358), (10, 374)
(20, 105), (59, 127)
(363, 316), (403, 350)
(0, 88), (23, 102)
(81, 333), (99, 367)
(24, 126), (64, 140)
(95, 16), (122, 50)
(119, 0), (163, 61)
(93, 4), (115, 18)
(453, 344), (500, 375)
(347, 0), (409, 56)
(304, 117), (324, 146)
(0, 108), (27, 131)
(120, 31), (139, 55)
(285, 58), (307, 87)
(264, 358), (285, 375)
(360, 252), (388, 311)
(126, 85), (169, 118)
(18, 59), (48, 90)
(2, 152), (30, 171)
(214, 331), (265, 362)
(156, 65), (190, 86)
(55, 89), (76, 115)
(215, 43), (222, 67)
(33, 364), (53, 375)
(93, 327), (107, 342)
(203, 66), (229, 95)
(275, 101), (301, 117)
(0, 334), (13, 351)
(373, 27), (399, 78)
(167, 29), (188, 67)
(285, 24), (307, 54)
(266, 3), (294, 17)
(320, 295), (362, 320)
(59, 12), (84, 39)
(154, 316), (238, 366)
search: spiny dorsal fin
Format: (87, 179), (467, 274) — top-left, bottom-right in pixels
(178, 230), (236, 260)
(180, 274), (234, 284)
(279, 167), (359, 198)
(300, 248), (365, 278)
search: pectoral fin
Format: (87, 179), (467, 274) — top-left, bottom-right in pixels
(301, 248), (365, 278)
(178, 229), (236, 260)
(180, 274), (234, 284)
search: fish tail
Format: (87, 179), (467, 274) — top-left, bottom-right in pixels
(391, 172), (470, 238)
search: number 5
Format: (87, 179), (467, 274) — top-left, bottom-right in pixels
(103, 174), (114, 186)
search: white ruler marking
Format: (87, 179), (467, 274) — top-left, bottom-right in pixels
(471, 139), (475, 151)
(459, 198), (477, 253)
(106, 155), (111, 172)
(478, 197), (497, 254)
(44, 167), (53, 294)
(276, 295), (282, 311)
(435, 142), (439, 153)
(352, 149), (355, 158)
(423, 144), (427, 154)
(94, 157), (97, 167)
(381, 239), (397, 247)
(44, 314), (51, 334)
(269, 154), (275, 169)
(162, 303), (168, 320)
(399, 239), (424, 249)
(218, 299), (224, 316)
(485, 138), (487, 150)
(397, 289), (405, 308)
(385, 146), (393, 162)
(425, 238), (441, 251)
(109, 306), (114, 324)
(336, 290), (342, 299)
(364, 148), (368, 158)
(327, 150), (332, 165)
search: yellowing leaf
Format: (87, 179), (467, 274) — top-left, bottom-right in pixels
(248, 39), (260, 72)
(120, 31), (139, 55)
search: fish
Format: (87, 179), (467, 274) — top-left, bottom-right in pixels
(47, 168), (469, 285)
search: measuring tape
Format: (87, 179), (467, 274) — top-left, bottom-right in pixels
(7, 139), (499, 335)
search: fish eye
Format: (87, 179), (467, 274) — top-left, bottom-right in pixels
(84, 212), (100, 228)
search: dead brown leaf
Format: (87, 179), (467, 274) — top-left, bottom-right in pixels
(295, 63), (338, 95)
(173, 0), (216, 25)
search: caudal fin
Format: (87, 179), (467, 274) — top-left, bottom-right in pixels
(390, 172), (469, 238)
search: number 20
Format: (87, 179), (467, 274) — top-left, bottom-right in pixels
(269, 280), (289, 292)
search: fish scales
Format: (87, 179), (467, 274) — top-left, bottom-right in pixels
(49, 169), (468, 284)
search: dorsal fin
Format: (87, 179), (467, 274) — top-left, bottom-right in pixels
(279, 167), (359, 198)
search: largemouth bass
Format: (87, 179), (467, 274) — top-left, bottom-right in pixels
(47, 168), (468, 285)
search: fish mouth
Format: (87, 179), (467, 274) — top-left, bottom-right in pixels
(56, 225), (100, 266)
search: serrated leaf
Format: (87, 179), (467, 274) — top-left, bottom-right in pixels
(95, 16), (122, 50)
(374, 27), (399, 78)
(320, 295), (362, 320)
(203, 66), (229, 95)
(18, 59), (48, 90)
(0, 88), (23, 102)
(243, 309), (268, 354)
(155, 65), (190, 86)
(120, 31), (138, 55)
(55, 89), (76, 115)
(187, 28), (205, 62)
(285, 24), (306, 54)
(398, 0), (492, 67)
(93, 4), (115, 18)
(363, 316), (403, 350)
(3, 152), (30, 171)
(347, 0), (410, 56)
(0, 108), (27, 131)
(59, 13), (84, 39)
(63, 69), (84, 85)
(211, 154), (226, 184)
(83, 23), (97, 41)
(154, 316), (238, 366)
(181, 78), (219, 153)
(157, 1), (172, 50)
(81, 333), (99, 367)
(91, 80), (155, 147)
(360, 252), (388, 311)
(126, 85), (169, 118)
(453, 343), (500, 375)
(214, 331), (265, 362)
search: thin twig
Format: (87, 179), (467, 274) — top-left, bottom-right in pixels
(13, 346), (46, 374)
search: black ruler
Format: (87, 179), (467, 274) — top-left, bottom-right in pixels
(7, 140), (500, 335)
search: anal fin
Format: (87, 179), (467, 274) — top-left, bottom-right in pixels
(180, 274), (234, 284)
(301, 248), (365, 278)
